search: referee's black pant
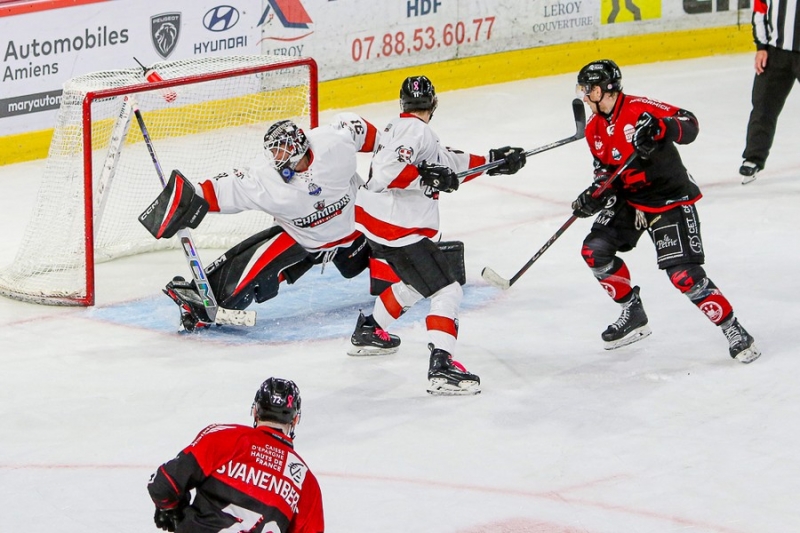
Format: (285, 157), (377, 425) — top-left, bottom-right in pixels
(742, 46), (800, 169)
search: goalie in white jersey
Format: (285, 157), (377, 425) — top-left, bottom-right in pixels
(140, 113), (379, 331)
(348, 75), (527, 395)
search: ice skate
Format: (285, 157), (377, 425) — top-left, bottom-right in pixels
(347, 312), (401, 356)
(721, 317), (761, 364)
(602, 286), (652, 350)
(427, 344), (481, 396)
(739, 160), (761, 185)
(163, 276), (213, 332)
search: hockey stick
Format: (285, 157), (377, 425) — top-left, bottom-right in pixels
(455, 98), (586, 179)
(481, 152), (639, 290)
(132, 105), (256, 327)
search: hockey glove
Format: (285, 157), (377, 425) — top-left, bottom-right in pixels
(572, 181), (614, 218)
(153, 494), (190, 532)
(487, 146), (527, 176)
(139, 169), (209, 239)
(418, 161), (459, 193)
(632, 112), (665, 158)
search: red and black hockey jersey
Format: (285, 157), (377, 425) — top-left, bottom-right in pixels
(148, 424), (324, 533)
(585, 93), (702, 213)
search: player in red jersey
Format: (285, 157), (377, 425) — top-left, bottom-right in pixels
(147, 378), (323, 533)
(571, 59), (760, 363)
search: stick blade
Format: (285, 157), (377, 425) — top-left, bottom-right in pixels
(215, 307), (257, 327)
(571, 98), (586, 139)
(481, 267), (511, 290)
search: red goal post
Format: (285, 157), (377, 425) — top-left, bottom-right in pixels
(0, 55), (318, 306)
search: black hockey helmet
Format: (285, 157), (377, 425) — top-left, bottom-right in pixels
(576, 59), (623, 96)
(263, 120), (310, 182)
(400, 75), (438, 114)
(252, 377), (301, 427)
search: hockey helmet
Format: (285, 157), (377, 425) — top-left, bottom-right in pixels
(252, 377), (301, 429)
(400, 75), (438, 114)
(576, 59), (623, 97)
(263, 120), (310, 182)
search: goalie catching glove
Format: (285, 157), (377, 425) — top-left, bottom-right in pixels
(487, 146), (527, 175)
(139, 169), (209, 239)
(418, 161), (459, 193)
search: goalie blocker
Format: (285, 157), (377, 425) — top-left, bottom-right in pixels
(139, 169), (209, 240)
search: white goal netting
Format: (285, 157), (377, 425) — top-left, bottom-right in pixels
(0, 55), (317, 305)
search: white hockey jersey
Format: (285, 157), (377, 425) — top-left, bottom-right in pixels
(355, 113), (488, 247)
(197, 113), (377, 251)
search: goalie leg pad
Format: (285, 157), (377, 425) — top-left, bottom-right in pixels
(207, 226), (309, 310)
(139, 169), (209, 239)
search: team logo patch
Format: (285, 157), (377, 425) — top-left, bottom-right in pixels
(284, 452), (308, 488)
(623, 123), (636, 143)
(396, 145), (414, 163)
(700, 301), (725, 323)
(151, 12), (181, 59)
(611, 148), (622, 160)
(600, 281), (617, 299)
(314, 200), (325, 210)
(308, 182), (321, 196)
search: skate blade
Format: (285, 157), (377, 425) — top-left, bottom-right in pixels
(347, 345), (399, 357)
(427, 378), (481, 396)
(734, 343), (761, 364)
(741, 174), (758, 185)
(603, 325), (652, 350)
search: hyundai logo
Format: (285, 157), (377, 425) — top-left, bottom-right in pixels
(203, 5), (239, 32)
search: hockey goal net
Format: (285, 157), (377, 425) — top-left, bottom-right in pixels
(0, 55), (318, 306)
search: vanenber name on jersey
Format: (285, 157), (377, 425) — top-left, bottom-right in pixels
(586, 94), (701, 212)
(215, 456), (304, 512)
(148, 423), (323, 533)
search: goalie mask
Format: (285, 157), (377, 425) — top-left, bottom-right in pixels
(252, 377), (302, 437)
(263, 120), (310, 182)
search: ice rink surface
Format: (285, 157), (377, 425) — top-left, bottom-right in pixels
(1, 53), (799, 532)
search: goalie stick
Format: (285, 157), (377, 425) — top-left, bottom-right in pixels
(481, 152), (639, 290)
(132, 104), (256, 328)
(456, 98), (586, 179)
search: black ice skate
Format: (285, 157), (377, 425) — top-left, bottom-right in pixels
(427, 344), (481, 396)
(739, 160), (761, 185)
(602, 286), (652, 350)
(347, 312), (401, 356)
(721, 317), (761, 363)
(163, 276), (213, 332)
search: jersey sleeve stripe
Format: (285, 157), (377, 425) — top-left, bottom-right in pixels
(199, 180), (221, 212)
(462, 154), (488, 183)
(360, 120), (378, 152)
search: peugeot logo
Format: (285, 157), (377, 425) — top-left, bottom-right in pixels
(203, 5), (239, 32)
